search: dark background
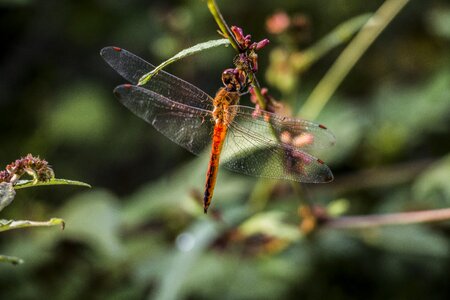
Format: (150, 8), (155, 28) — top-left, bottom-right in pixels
(0, 0), (449, 299)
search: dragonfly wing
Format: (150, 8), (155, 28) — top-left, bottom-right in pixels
(220, 107), (333, 183)
(114, 84), (213, 155)
(228, 105), (335, 152)
(101, 46), (214, 110)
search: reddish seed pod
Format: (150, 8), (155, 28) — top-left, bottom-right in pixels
(231, 26), (245, 44)
(255, 39), (270, 50)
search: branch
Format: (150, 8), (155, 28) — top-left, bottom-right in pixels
(324, 208), (450, 229)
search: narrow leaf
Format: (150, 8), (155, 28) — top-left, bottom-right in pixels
(13, 178), (91, 190)
(138, 38), (230, 85)
(296, 14), (372, 72)
(0, 218), (65, 232)
(0, 254), (24, 265)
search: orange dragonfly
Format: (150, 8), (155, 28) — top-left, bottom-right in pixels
(101, 47), (335, 213)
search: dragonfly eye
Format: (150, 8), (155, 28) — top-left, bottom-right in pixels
(222, 68), (248, 92)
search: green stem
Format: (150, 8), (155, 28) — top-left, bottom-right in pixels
(206, 0), (240, 52)
(299, 0), (410, 120)
(247, 73), (267, 109)
(206, 0), (267, 109)
(205, 0), (308, 215)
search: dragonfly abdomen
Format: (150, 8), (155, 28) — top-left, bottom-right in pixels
(203, 122), (228, 213)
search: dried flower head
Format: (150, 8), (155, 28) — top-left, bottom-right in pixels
(231, 26), (270, 52)
(220, 26), (269, 92)
(0, 154), (55, 185)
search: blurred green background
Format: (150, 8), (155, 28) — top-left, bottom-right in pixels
(0, 0), (449, 299)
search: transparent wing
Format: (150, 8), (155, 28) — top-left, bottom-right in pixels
(229, 105), (335, 151)
(220, 106), (334, 183)
(101, 46), (214, 110)
(103, 46), (335, 182)
(113, 84), (213, 155)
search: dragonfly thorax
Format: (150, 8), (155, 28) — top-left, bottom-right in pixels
(212, 88), (240, 124)
(214, 88), (240, 106)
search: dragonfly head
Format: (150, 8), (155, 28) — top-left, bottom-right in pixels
(222, 68), (248, 93)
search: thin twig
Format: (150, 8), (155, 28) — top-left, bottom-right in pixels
(299, 0), (410, 120)
(325, 208), (450, 229)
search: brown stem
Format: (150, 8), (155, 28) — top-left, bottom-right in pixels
(324, 208), (450, 229)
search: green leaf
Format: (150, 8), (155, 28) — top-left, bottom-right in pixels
(0, 218), (65, 232)
(138, 38), (230, 85)
(0, 182), (16, 212)
(58, 190), (123, 259)
(0, 254), (24, 265)
(13, 178), (91, 190)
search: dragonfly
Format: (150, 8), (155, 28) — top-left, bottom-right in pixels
(101, 46), (335, 213)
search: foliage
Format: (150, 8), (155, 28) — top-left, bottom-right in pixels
(0, 0), (449, 299)
(0, 155), (89, 264)
(138, 38), (230, 85)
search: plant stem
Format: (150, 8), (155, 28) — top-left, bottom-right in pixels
(325, 208), (450, 229)
(299, 0), (410, 120)
(247, 73), (267, 109)
(206, 0), (267, 109)
(206, 0), (240, 52)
